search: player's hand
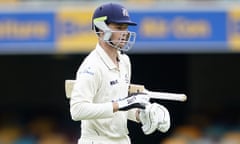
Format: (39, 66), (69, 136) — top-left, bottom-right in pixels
(139, 103), (170, 135)
(113, 93), (150, 111)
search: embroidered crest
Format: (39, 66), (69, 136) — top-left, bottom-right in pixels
(80, 67), (94, 76)
(122, 8), (129, 17)
(125, 74), (129, 84)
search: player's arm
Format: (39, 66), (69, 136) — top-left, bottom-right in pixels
(69, 68), (149, 120)
(70, 66), (114, 121)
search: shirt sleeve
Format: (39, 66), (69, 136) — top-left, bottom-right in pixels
(127, 108), (140, 123)
(70, 64), (114, 121)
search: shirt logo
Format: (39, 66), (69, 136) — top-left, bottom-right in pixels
(122, 8), (129, 17)
(127, 96), (136, 104)
(80, 67), (94, 76)
(110, 79), (118, 85)
(125, 74), (129, 84)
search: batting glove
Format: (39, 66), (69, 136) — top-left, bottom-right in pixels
(139, 103), (170, 135)
(114, 93), (150, 111)
(157, 104), (170, 133)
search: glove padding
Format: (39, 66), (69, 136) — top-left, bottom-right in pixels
(114, 93), (150, 111)
(139, 103), (170, 135)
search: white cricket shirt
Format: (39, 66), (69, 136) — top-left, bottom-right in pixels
(70, 43), (138, 141)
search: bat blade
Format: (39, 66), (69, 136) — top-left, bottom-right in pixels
(144, 90), (187, 102)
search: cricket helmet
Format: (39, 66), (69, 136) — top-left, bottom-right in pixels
(92, 3), (137, 27)
(92, 3), (137, 51)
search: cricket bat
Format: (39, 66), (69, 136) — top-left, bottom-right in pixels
(65, 80), (187, 102)
(129, 84), (187, 102)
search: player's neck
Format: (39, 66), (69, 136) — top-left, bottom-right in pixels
(101, 42), (119, 67)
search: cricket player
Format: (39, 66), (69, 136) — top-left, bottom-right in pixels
(69, 3), (170, 144)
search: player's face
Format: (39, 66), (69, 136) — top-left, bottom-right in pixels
(108, 23), (129, 48)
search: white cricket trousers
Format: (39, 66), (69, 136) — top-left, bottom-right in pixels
(77, 135), (131, 144)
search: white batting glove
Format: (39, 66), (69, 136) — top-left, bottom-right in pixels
(139, 103), (170, 135)
(114, 93), (150, 111)
(156, 103), (170, 133)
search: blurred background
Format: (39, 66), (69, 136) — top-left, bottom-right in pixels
(0, 0), (240, 144)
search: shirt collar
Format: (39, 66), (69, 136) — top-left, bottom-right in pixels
(96, 43), (120, 70)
